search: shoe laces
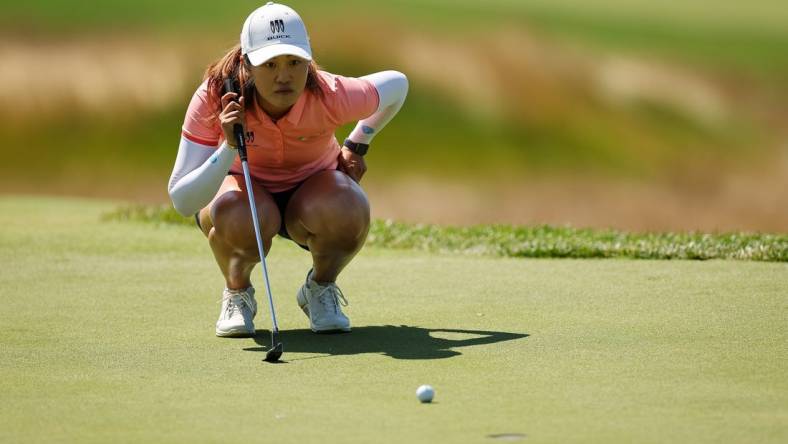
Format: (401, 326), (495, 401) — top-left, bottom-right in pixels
(219, 289), (254, 318)
(313, 283), (348, 314)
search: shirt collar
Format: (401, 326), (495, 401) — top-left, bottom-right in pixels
(284, 90), (307, 125)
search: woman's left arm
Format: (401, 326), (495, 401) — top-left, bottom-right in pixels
(348, 70), (408, 144)
(339, 70), (408, 181)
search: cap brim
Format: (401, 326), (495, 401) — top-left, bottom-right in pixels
(246, 44), (312, 66)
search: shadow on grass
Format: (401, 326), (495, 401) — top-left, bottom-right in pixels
(244, 325), (528, 360)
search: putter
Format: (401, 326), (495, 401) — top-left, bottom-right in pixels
(224, 78), (283, 363)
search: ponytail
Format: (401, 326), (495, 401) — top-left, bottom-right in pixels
(203, 44), (323, 116)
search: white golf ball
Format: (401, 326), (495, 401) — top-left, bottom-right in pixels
(416, 385), (435, 403)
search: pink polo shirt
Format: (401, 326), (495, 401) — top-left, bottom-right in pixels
(181, 70), (380, 192)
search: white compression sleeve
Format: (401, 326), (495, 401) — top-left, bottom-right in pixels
(347, 70), (408, 144)
(167, 137), (237, 216)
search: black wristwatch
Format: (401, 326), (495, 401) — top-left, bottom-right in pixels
(343, 138), (369, 156)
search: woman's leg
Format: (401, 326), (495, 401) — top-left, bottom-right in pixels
(283, 170), (369, 332)
(198, 175), (282, 290)
(284, 170), (371, 282)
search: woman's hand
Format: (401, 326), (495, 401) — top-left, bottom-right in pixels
(338, 147), (367, 183)
(219, 92), (245, 148)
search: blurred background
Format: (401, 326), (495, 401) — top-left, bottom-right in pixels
(1, 0), (786, 232)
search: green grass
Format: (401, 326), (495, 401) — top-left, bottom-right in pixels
(103, 203), (788, 262)
(1, 195), (786, 443)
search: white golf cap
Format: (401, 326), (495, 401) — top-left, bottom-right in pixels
(240, 2), (312, 66)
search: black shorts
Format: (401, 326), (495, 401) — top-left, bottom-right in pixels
(194, 175), (309, 251)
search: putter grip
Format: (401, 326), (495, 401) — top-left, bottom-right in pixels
(223, 78), (247, 161)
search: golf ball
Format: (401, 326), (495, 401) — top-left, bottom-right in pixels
(416, 385), (435, 403)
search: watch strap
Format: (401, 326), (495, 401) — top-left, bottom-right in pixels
(343, 138), (369, 156)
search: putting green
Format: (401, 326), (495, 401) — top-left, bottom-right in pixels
(0, 196), (785, 443)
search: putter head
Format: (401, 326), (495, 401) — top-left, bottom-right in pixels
(264, 343), (283, 363)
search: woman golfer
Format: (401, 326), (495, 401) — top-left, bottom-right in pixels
(168, 2), (408, 337)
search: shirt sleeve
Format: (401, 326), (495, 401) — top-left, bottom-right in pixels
(346, 70), (408, 144)
(181, 80), (223, 146)
(331, 74), (380, 125)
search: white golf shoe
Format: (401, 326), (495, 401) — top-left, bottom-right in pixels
(296, 269), (351, 333)
(216, 287), (257, 337)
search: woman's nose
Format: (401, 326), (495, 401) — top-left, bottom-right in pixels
(275, 69), (292, 81)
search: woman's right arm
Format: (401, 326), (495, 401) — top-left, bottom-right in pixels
(168, 81), (246, 217)
(167, 138), (236, 217)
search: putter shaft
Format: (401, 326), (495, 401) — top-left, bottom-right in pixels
(240, 160), (280, 338)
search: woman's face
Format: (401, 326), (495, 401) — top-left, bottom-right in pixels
(248, 54), (309, 118)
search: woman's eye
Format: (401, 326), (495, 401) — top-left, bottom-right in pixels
(290, 60), (301, 66)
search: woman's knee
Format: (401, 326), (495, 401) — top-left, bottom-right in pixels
(330, 187), (371, 236)
(288, 171), (370, 243)
(210, 188), (281, 248)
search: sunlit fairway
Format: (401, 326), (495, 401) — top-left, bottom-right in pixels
(1, 196), (785, 443)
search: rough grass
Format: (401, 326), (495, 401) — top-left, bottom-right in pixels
(102, 204), (788, 262)
(2, 1), (784, 198)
